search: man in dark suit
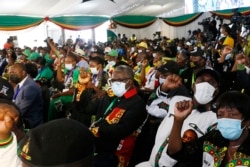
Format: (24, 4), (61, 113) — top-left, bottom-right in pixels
(90, 65), (147, 167)
(9, 63), (43, 129)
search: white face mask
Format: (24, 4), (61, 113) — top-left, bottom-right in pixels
(108, 61), (116, 66)
(138, 49), (142, 53)
(194, 82), (215, 104)
(177, 46), (181, 51)
(131, 47), (135, 53)
(91, 48), (97, 52)
(200, 45), (205, 50)
(90, 67), (98, 75)
(111, 81), (127, 97)
(137, 61), (142, 66)
(159, 77), (165, 85)
(65, 64), (73, 70)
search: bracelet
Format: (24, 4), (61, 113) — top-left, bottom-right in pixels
(0, 134), (13, 148)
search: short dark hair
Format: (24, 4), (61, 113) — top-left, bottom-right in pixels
(216, 91), (250, 120)
(114, 65), (134, 79)
(89, 56), (104, 66)
(35, 56), (46, 66)
(67, 53), (78, 63)
(24, 63), (38, 78)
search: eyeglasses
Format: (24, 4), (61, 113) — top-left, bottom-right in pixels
(108, 78), (131, 84)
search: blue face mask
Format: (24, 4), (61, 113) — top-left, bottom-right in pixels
(38, 67), (42, 73)
(159, 77), (165, 85)
(111, 81), (127, 97)
(217, 118), (244, 140)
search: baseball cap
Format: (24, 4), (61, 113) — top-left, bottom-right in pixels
(196, 68), (221, 85)
(22, 49), (31, 57)
(72, 48), (85, 57)
(223, 36), (234, 48)
(104, 47), (111, 53)
(0, 77), (14, 100)
(108, 49), (118, 57)
(137, 42), (148, 49)
(190, 47), (206, 59)
(157, 60), (180, 75)
(19, 119), (94, 167)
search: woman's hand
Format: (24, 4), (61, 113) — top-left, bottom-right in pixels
(0, 104), (19, 140)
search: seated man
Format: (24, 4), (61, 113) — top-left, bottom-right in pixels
(90, 65), (147, 167)
(9, 63), (43, 129)
(136, 68), (220, 167)
(130, 61), (190, 165)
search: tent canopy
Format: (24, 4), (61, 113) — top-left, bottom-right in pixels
(0, 0), (185, 17)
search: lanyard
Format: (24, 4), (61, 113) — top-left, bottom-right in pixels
(90, 97), (118, 127)
(192, 71), (195, 86)
(64, 68), (74, 84)
(154, 137), (169, 167)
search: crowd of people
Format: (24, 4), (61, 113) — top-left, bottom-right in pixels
(0, 20), (250, 167)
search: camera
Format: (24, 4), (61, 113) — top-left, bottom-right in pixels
(44, 37), (53, 43)
(198, 18), (210, 26)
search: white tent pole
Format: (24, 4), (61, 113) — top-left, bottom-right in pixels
(61, 28), (65, 45)
(91, 28), (95, 43)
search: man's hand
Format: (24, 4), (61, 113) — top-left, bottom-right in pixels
(161, 74), (182, 92)
(0, 104), (19, 140)
(174, 100), (193, 121)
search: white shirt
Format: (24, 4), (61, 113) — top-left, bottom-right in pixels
(18, 76), (28, 89)
(136, 96), (217, 167)
(0, 132), (22, 167)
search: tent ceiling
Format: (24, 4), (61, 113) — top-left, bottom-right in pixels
(0, 0), (185, 17)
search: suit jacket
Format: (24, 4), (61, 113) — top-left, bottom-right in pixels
(14, 76), (44, 128)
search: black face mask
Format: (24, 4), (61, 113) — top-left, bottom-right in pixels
(9, 74), (22, 84)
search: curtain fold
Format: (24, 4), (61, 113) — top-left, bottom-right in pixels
(0, 16), (43, 31)
(210, 7), (250, 19)
(49, 16), (109, 30)
(112, 15), (157, 28)
(162, 13), (203, 26)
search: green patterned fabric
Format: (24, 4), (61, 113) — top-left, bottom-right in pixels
(112, 15), (157, 28)
(49, 16), (109, 30)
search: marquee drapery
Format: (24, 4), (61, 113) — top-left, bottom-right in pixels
(0, 16), (43, 31)
(111, 15), (157, 28)
(210, 7), (250, 19)
(162, 13), (203, 26)
(49, 16), (109, 31)
(0, 7), (249, 31)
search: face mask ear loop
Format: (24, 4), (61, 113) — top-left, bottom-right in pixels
(241, 118), (247, 130)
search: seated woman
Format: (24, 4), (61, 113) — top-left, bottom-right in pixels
(167, 91), (250, 166)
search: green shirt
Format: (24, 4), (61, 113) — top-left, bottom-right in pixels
(35, 66), (54, 81)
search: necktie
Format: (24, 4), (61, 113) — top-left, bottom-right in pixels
(13, 85), (20, 101)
